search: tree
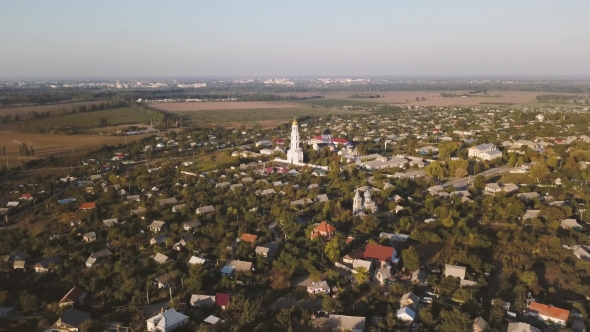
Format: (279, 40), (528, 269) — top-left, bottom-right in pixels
(353, 266), (369, 284)
(322, 295), (344, 314)
(401, 247), (421, 271)
(355, 214), (379, 234)
(324, 236), (342, 261)
(426, 161), (446, 178)
(530, 163), (550, 181)
(98, 117), (108, 127)
(519, 271), (538, 288)
(437, 309), (471, 332)
(472, 175), (486, 190)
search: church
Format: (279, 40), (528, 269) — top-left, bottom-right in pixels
(286, 119), (304, 164)
(353, 188), (377, 214)
(311, 128), (349, 152)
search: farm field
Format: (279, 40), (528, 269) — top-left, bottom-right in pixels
(170, 107), (359, 128)
(278, 90), (546, 106)
(7, 107), (149, 129)
(148, 101), (301, 111)
(0, 101), (107, 118)
(0, 130), (156, 166)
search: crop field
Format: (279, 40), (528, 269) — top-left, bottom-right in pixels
(11, 107), (149, 129)
(0, 130), (156, 166)
(0, 101), (107, 118)
(277, 90), (546, 106)
(171, 107), (359, 128)
(148, 101), (301, 112)
(292, 98), (379, 107)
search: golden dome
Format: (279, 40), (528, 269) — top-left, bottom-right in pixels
(292, 118), (298, 125)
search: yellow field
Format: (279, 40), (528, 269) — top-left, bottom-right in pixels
(148, 101), (301, 112)
(277, 90), (544, 106)
(0, 131), (157, 166)
(0, 101), (106, 117)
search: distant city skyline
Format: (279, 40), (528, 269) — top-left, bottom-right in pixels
(2, 0), (590, 78)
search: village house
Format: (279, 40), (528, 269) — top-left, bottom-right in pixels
(307, 280), (330, 294)
(310, 221), (337, 239)
(188, 256), (207, 265)
(35, 256), (61, 273)
(48, 307), (90, 332)
(468, 143), (502, 160)
(238, 233), (258, 244)
(149, 220), (166, 232)
(78, 202), (96, 211)
(375, 267), (394, 284)
(399, 292), (420, 310)
(146, 308), (189, 332)
(58, 286), (87, 307)
(507, 322), (541, 332)
(313, 314), (366, 332)
(190, 294), (216, 307)
(183, 220), (201, 231)
(255, 242), (278, 258)
(444, 264), (466, 279)
(363, 243), (397, 267)
(472, 316), (490, 332)
(153, 252), (172, 264)
(216, 293), (230, 309)
(173, 234), (195, 251)
(82, 231), (96, 242)
(396, 306), (416, 324)
(525, 301), (570, 326)
(155, 271), (178, 289)
(150, 234), (168, 245)
(196, 205), (215, 215)
(85, 249), (112, 268)
(158, 197), (179, 205)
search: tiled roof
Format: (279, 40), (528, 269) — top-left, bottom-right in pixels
(216, 293), (230, 307)
(528, 302), (569, 321)
(239, 233), (258, 243)
(314, 222), (336, 233)
(363, 243), (395, 262)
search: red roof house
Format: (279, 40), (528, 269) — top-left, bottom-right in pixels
(363, 243), (396, 266)
(527, 302), (570, 325)
(21, 193), (33, 200)
(276, 166), (290, 174)
(239, 233), (258, 244)
(216, 293), (230, 309)
(310, 222), (337, 239)
(78, 202), (96, 210)
(274, 138), (285, 145)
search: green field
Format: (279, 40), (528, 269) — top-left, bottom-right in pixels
(292, 98), (380, 107)
(22, 108), (149, 128)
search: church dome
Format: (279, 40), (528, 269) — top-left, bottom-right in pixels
(355, 189), (361, 198)
(364, 190), (371, 199)
(322, 128), (331, 135)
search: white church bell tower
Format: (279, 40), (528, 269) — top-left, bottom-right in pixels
(286, 118), (303, 164)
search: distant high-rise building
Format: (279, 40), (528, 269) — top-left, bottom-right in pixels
(286, 119), (303, 164)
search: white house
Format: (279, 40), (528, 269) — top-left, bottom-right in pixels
(396, 306), (416, 323)
(468, 143), (502, 160)
(146, 308), (189, 332)
(307, 281), (330, 294)
(525, 302), (569, 326)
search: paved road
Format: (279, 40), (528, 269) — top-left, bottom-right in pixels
(442, 165), (511, 189)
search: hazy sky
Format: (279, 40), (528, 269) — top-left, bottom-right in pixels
(2, 0), (590, 78)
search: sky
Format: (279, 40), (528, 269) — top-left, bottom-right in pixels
(2, 0), (590, 78)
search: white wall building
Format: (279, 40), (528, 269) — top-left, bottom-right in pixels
(146, 309), (189, 332)
(286, 119), (303, 164)
(468, 143), (502, 161)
